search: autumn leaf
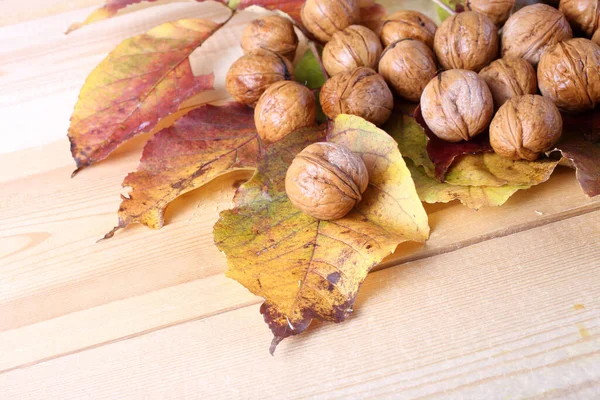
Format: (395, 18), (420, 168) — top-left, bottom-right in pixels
(214, 115), (429, 353)
(551, 111), (600, 197)
(295, 45), (327, 90)
(68, 18), (226, 174)
(104, 103), (261, 237)
(407, 159), (528, 209)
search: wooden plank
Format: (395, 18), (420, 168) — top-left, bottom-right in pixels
(1, 212), (598, 399)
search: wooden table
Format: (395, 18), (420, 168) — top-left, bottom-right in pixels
(1, 1), (599, 398)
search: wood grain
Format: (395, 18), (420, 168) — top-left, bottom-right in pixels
(1, 0), (599, 398)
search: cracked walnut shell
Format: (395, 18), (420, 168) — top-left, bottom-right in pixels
(502, 4), (573, 65)
(322, 25), (382, 76)
(479, 57), (537, 109)
(490, 95), (562, 161)
(465, 0), (516, 27)
(301, 0), (360, 42)
(559, 0), (600, 37)
(285, 142), (369, 220)
(380, 10), (437, 48)
(320, 67), (394, 126)
(225, 50), (294, 108)
(420, 69), (494, 142)
(538, 38), (600, 112)
(241, 15), (299, 61)
(434, 11), (499, 72)
(254, 81), (316, 144)
(378, 39), (437, 102)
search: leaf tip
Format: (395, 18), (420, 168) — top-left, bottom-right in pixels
(269, 336), (284, 356)
(100, 226), (121, 242)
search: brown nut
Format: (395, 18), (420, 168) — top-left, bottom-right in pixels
(285, 142), (369, 220)
(378, 39), (437, 102)
(241, 15), (298, 61)
(538, 38), (600, 112)
(465, 0), (516, 27)
(593, 28), (600, 44)
(225, 50), (294, 108)
(559, 0), (600, 37)
(479, 57), (537, 109)
(380, 10), (438, 48)
(320, 67), (394, 126)
(420, 69), (494, 142)
(434, 11), (499, 72)
(301, 0), (359, 42)
(254, 81), (316, 143)
(322, 25), (383, 76)
(502, 4), (573, 65)
(490, 95), (562, 161)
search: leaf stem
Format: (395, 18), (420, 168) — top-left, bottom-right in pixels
(430, 0), (456, 16)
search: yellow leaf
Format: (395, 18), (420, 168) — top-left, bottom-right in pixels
(214, 115), (429, 353)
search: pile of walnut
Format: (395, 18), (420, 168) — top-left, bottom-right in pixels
(226, 0), (600, 221)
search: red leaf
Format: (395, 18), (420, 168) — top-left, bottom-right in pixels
(413, 105), (493, 181)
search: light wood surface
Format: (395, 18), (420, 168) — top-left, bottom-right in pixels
(1, 1), (599, 399)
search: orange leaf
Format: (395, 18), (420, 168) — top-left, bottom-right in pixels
(105, 103), (262, 237)
(68, 18), (223, 174)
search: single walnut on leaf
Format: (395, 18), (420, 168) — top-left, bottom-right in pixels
(420, 69), (494, 142)
(322, 25), (382, 76)
(559, 0), (600, 37)
(538, 38), (600, 112)
(380, 10), (437, 48)
(434, 11), (499, 72)
(378, 39), (437, 102)
(301, 0), (360, 42)
(480, 57), (537, 109)
(320, 67), (394, 126)
(502, 4), (573, 65)
(465, 0), (516, 27)
(254, 81), (316, 144)
(285, 142), (369, 220)
(490, 95), (563, 161)
(241, 15), (298, 61)
(226, 50), (294, 107)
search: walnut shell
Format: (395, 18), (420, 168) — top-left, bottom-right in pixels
(434, 11), (499, 72)
(538, 38), (600, 112)
(594, 28), (600, 44)
(320, 67), (394, 126)
(254, 81), (316, 143)
(559, 0), (600, 37)
(490, 95), (562, 161)
(225, 50), (294, 108)
(479, 57), (537, 109)
(502, 4), (573, 65)
(466, 0), (516, 27)
(380, 10), (438, 48)
(378, 39), (437, 102)
(420, 69), (494, 142)
(285, 142), (369, 220)
(322, 25), (382, 76)
(301, 0), (360, 42)
(241, 15), (299, 61)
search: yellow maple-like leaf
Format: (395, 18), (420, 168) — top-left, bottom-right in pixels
(214, 115), (429, 353)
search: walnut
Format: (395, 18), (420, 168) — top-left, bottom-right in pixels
(320, 67), (394, 126)
(322, 25), (382, 76)
(465, 0), (516, 27)
(241, 15), (298, 61)
(559, 0), (600, 37)
(378, 39), (437, 102)
(479, 57), (537, 109)
(538, 38), (600, 112)
(380, 10), (437, 48)
(225, 50), (294, 108)
(434, 11), (499, 72)
(594, 28), (600, 44)
(285, 142), (368, 220)
(254, 81), (316, 143)
(420, 69), (494, 142)
(502, 4), (573, 65)
(490, 95), (562, 161)
(301, 0), (360, 42)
